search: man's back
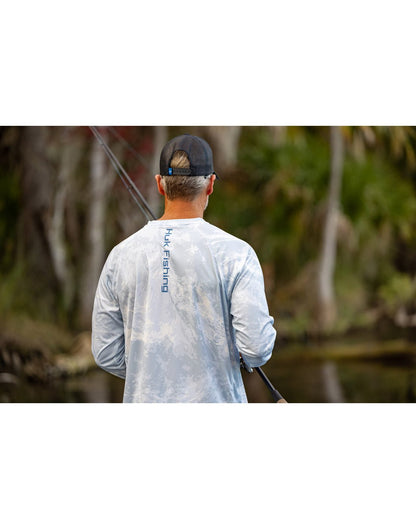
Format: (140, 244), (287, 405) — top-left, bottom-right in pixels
(92, 217), (276, 402)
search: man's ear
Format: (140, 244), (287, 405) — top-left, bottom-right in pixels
(207, 174), (216, 196)
(155, 175), (165, 196)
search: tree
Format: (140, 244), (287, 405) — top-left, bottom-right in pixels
(19, 126), (59, 315)
(317, 126), (344, 332)
(150, 126), (167, 217)
(78, 128), (116, 329)
(47, 127), (83, 312)
(205, 126), (242, 172)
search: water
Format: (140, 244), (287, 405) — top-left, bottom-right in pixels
(1, 341), (416, 403)
(264, 357), (416, 403)
(0, 369), (124, 403)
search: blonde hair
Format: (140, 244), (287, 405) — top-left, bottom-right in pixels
(160, 150), (210, 201)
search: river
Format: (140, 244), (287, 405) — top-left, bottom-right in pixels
(1, 337), (416, 403)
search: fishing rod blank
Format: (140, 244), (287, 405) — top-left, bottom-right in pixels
(90, 126), (287, 403)
(90, 126), (155, 222)
(254, 367), (286, 403)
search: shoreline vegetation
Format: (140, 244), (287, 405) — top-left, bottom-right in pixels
(1, 313), (415, 386)
(0, 316), (95, 383)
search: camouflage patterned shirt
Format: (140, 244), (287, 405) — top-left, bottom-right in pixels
(92, 218), (276, 402)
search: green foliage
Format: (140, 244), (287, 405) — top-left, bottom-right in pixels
(0, 262), (56, 322)
(340, 152), (416, 298)
(342, 153), (416, 241)
(378, 273), (416, 315)
(208, 126), (416, 333)
(209, 127), (332, 280)
(0, 263), (25, 315)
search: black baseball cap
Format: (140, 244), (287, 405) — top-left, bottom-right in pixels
(160, 134), (216, 177)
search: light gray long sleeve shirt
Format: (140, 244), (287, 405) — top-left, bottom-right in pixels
(92, 218), (276, 402)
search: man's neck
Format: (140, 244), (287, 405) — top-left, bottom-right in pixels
(158, 198), (205, 221)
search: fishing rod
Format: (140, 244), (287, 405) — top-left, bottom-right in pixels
(89, 126), (287, 403)
(90, 127), (155, 222)
(254, 364), (286, 403)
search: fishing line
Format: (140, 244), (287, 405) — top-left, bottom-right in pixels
(107, 126), (153, 172)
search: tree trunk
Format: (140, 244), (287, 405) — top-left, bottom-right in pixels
(268, 126), (287, 146)
(317, 126), (344, 332)
(19, 127), (59, 308)
(149, 126), (167, 216)
(205, 126), (242, 172)
(78, 130), (115, 329)
(47, 127), (83, 312)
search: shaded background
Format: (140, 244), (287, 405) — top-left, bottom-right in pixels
(1, 125), (415, 402)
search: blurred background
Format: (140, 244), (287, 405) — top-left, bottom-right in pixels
(0, 125), (415, 403)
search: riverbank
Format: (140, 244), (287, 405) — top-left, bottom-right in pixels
(1, 314), (415, 385)
(276, 333), (416, 363)
(0, 315), (95, 382)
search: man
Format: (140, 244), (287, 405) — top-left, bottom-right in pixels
(92, 134), (276, 402)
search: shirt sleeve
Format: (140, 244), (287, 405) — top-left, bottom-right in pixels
(91, 251), (126, 379)
(230, 246), (277, 368)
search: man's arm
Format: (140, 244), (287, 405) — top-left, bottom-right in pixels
(230, 246), (276, 369)
(91, 252), (126, 379)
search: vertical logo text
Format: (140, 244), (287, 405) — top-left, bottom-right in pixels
(161, 228), (173, 292)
